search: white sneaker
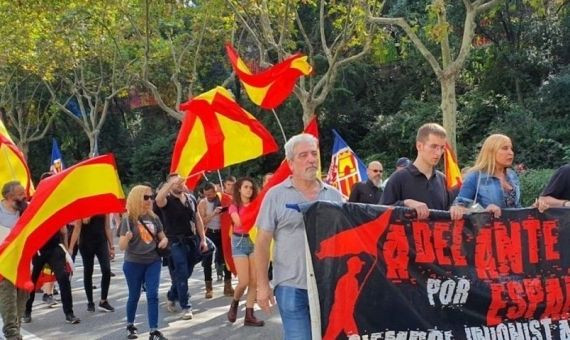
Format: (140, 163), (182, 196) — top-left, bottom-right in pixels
(180, 308), (193, 320)
(166, 300), (177, 313)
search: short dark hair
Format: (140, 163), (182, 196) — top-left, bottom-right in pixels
(203, 182), (216, 192)
(223, 176), (236, 184)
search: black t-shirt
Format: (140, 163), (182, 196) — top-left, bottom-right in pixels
(349, 180), (383, 204)
(542, 164), (570, 200)
(80, 214), (107, 245)
(41, 231), (62, 252)
(380, 164), (454, 210)
(159, 194), (195, 238)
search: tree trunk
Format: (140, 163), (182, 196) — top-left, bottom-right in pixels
(441, 74), (458, 153)
(301, 101), (316, 128)
(88, 132), (99, 158)
(17, 141), (29, 161)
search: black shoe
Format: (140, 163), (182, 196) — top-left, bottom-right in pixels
(22, 312), (31, 323)
(99, 300), (115, 312)
(65, 313), (80, 324)
(42, 293), (49, 302)
(149, 330), (167, 340)
(127, 324), (138, 339)
(53, 287), (59, 295)
(87, 302), (95, 312)
(110, 271), (116, 277)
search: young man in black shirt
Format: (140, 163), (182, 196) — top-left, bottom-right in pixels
(156, 173), (207, 320)
(381, 123), (453, 218)
(349, 161), (384, 204)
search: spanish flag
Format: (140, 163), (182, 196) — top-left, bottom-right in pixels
(0, 119), (34, 197)
(170, 86), (279, 178)
(226, 44), (312, 109)
(0, 154), (126, 289)
(444, 143), (462, 190)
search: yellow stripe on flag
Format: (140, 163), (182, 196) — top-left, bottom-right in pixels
(241, 82), (271, 106)
(0, 144), (29, 189)
(0, 163), (124, 283)
(174, 118), (208, 177)
(216, 113), (263, 165)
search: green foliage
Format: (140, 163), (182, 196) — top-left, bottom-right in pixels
(519, 169), (555, 206)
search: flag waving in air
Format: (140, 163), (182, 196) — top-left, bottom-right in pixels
(444, 143), (462, 190)
(326, 130), (368, 200)
(0, 154), (126, 290)
(50, 138), (64, 173)
(226, 44), (312, 109)
(0, 119), (34, 197)
(170, 86), (278, 178)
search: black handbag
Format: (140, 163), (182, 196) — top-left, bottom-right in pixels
(186, 234), (216, 266)
(138, 218), (171, 258)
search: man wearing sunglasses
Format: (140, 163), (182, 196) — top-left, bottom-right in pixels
(348, 161), (384, 204)
(155, 173), (207, 321)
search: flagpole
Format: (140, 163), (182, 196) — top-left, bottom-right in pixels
(217, 170), (224, 188)
(271, 109), (287, 144)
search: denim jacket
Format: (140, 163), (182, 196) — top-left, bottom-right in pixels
(453, 168), (521, 208)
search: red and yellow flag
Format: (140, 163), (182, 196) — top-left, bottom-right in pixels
(0, 154), (126, 289)
(240, 116), (320, 234)
(444, 143), (462, 190)
(0, 119), (34, 197)
(171, 86), (279, 178)
(226, 44), (312, 109)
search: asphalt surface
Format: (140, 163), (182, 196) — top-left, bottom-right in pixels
(2, 249), (283, 340)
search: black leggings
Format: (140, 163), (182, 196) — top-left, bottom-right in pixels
(79, 240), (111, 303)
(202, 229), (231, 281)
(26, 246), (73, 315)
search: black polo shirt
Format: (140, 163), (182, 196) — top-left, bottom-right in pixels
(349, 180), (382, 204)
(159, 195), (195, 238)
(542, 164), (570, 200)
(380, 164), (453, 210)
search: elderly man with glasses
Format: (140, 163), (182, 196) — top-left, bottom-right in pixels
(348, 161), (384, 204)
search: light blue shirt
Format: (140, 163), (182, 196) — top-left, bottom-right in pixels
(453, 168), (521, 208)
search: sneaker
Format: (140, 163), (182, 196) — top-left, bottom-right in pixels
(149, 330), (167, 340)
(22, 312), (31, 323)
(87, 302), (95, 312)
(45, 294), (57, 308)
(166, 300), (177, 313)
(126, 324), (138, 339)
(180, 308), (193, 320)
(65, 313), (80, 324)
(99, 300), (115, 312)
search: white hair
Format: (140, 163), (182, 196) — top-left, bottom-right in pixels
(284, 133), (318, 161)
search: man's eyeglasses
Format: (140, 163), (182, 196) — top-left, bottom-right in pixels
(370, 169), (383, 173)
(143, 194), (155, 201)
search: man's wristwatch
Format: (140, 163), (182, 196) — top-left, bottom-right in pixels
(563, 201), (570, 207)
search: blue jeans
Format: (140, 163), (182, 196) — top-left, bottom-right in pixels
(123, 260), (161, 329)
(274, 285), (312, 340)
(167, 241), (196, 309)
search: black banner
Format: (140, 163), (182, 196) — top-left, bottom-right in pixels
(303, 202), (570, 340)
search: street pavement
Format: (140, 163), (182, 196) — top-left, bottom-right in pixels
(2, 250), (283, 340)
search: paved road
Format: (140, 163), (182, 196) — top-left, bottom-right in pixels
(3, 251), (283, 340)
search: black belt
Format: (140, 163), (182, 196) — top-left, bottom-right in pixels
(207, 229), (221, 233)
(233, 232), (249, 237)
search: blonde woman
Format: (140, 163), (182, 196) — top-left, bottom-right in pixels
(450, 134), (520, 220)
(226, 177), (264, 327)
(119, 185), (168, 340)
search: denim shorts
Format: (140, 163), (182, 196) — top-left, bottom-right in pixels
(231, 234), (254, 257)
